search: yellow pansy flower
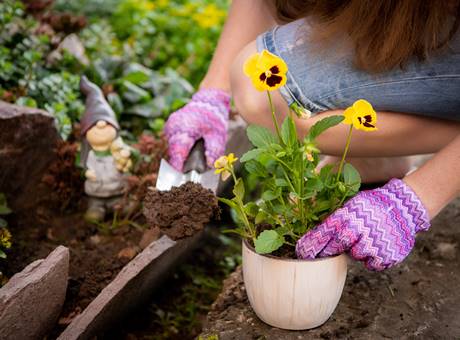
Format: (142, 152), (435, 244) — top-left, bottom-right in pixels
(343, 99), (377, 131)
(214, 153), (238, 181)
(243, 50), (288, 91)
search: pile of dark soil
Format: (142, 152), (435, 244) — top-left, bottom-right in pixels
(143, 182), (220, 240)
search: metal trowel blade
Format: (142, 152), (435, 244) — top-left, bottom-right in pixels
(156, 158), (220, 193)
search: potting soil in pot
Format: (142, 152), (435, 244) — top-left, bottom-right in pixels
(143, 182), (220, 240)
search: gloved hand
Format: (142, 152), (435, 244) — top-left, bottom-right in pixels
(164, 88), (231, 171)
(296, 179), (430, 271)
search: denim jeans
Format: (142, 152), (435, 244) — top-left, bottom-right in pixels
(257, 19), (460, 121)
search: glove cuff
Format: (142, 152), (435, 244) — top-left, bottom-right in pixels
(192, 88), (231, 120)
(383, 178), (431, 233)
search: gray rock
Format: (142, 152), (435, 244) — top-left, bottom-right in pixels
(0, 246), (69, 340)
(0, 101), (60, 212)
(47, 33), (90, 66)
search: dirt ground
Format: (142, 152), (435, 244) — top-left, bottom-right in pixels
(200, 198), (460, 339)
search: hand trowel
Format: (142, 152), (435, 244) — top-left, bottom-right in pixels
(156, 139), (220, 193)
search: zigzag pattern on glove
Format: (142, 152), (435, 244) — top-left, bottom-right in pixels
(296, 179), (430, 271)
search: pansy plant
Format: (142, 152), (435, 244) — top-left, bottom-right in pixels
(218, 50), (378, 255)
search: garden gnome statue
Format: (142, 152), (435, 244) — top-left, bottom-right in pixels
(80, 76), (132, 221)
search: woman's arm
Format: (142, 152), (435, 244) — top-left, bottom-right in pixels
(405, 134), (460, 218)
(164, 1), (279, 170)
(200, 0), (278, 92)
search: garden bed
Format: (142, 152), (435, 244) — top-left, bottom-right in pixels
(0, 113), (248, 339)
(2, 138), (165, 337)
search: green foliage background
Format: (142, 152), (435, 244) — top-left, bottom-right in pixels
(0, 0), (229, 139)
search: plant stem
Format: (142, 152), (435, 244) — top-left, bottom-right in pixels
(336, 125), (353, 181)
(299, 152), (305, 224)
(230, 168), (256, 241)
(267, 91), (282, 142)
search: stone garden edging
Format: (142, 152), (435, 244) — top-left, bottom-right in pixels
(0, 246), (70, 340)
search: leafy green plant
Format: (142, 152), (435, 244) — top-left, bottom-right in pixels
(0, 0), (85, 139)
(218, 50), (378, 255)
(106, 0), (228, 87)
(1, 0), (208, 139)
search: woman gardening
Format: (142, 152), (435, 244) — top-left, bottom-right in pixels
(164, 0), (460, 270)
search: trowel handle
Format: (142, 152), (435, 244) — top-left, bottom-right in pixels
(183, 139), (208, 174)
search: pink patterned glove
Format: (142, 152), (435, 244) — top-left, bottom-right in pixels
(164, 88), (231, 171)
(296, 179), (431, 271)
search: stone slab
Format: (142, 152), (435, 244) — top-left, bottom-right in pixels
(201, 198), (460, 339)
(0, 101), (60, 213)
(57, 234), (198, 339)
(0, 246), (69, 340)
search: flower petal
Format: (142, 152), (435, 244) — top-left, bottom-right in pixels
(353, 99), (374, 115)
(343, 107), (355, 125)
(214, 155), (228, 169)
(258, 50), (288, 75)
(243, 53), (260, 77)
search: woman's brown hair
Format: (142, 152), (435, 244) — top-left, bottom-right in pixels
(274, 0), (460, 73)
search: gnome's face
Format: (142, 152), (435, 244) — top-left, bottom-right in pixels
(86, 120), (117, 151)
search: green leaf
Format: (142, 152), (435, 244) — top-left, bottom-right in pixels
(15, 96), (37, 108)
(255, 210), (268, 224)
(120, 80), (151, 103)
(275, 226), (289, 236)
(107, 92), (123, 117)
(305, 178), (323, 192)
(233, 178), (245, 199)
(314, 199), (333, 213)
(262, 190), (278, 201)
(343, 163), (361, 192)
(275, 178), (289, 187)
(218, 197), (237, 210)
(122, 70), (150, 85)
(254, 230), (284, 254)
(307, 115), (344, 140)
(244, 202), (259, 217)
(281, 116), (298, 147)
(240, 148), (263, 162)
(0, 250), (5, 259)
(246, 125), (277, 148)
(244, 161), (267, 177)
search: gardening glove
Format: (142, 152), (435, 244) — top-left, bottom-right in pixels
(164, 88), (231, 171)
(296, 179), (431, 271)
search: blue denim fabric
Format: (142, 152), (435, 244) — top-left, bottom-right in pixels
(257, 19), (460, 121)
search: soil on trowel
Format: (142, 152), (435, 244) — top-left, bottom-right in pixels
(143, 182), (220, 240)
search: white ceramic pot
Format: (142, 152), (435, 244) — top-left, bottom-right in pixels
(242, 240), (347, 330)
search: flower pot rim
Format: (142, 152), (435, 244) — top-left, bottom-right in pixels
(243, 239), (342, 263)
